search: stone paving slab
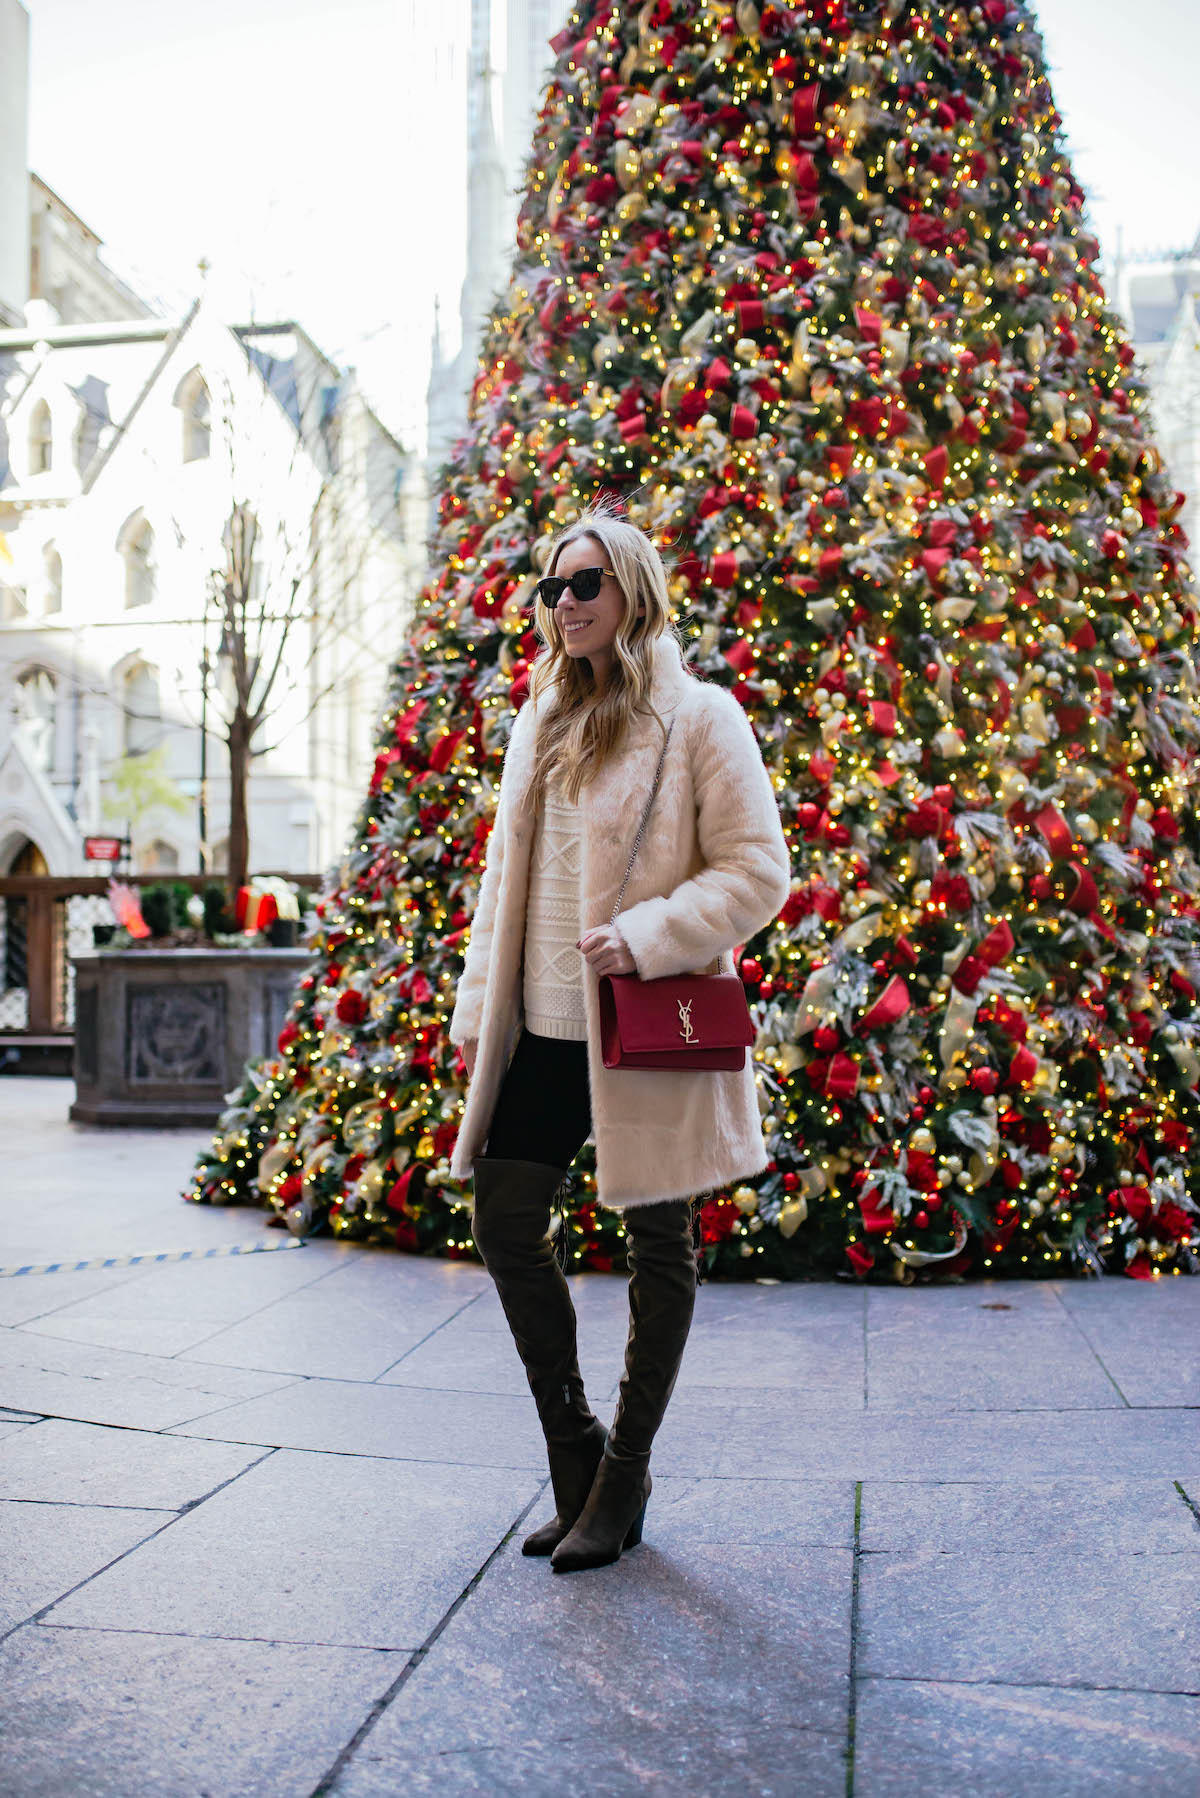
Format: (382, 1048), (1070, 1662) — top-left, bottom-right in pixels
(864, 1329), (1127, 1410)
(330, 1726), (848, 1798)
(853, 1678), (1200, 1797)
(0, 1418), (269, 1508)
(175, 1288), (487, 1381)
(858, 1546), (1199, 1690)
(11, 1239), (339, 1332)
(868, 1280), (1064, 1315)
(675, 1319), (868, 1397)
(376, 1310), (632, 1399)
(0, 1499), (170, 1636)
(0, 1325), (303, 1431)
(0, 1623), (402, 1798)
(1, 1081), (1197, 1798)
(167, 1372), (549, 1466)
(328, 1535), (851, 1773)
(1050, 1279), (1200, 1407)
(646, 1473), (856, 1547)
(45, 1447), (544, 1651)
(860, 1476), (1200, 1555)
(0, 1266), (152, 1329)
(650, 1388), (1200, 1480)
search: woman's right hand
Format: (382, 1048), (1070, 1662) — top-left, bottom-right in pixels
(462, 1038), (478, 1078)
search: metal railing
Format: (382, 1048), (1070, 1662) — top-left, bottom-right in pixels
(0, 874), (322, 1044)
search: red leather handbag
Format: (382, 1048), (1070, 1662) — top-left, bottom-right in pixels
(597, 720), (755, 1071)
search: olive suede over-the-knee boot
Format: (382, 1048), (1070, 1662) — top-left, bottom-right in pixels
(471, 1156), (608, 1556)
(550, 1197), (698, 1574)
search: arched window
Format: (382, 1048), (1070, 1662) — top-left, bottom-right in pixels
(43, 546), (62, 616)
(28, 400), (52, 475)
(122, 660), (161, 756)
(180, 372), (211, 463)
(120, 515), (155, 609)
(16, 668), (56, 771)
(210, 836), (229, 874)
(140, 838), (179, 874)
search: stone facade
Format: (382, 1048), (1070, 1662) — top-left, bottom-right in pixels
(1112, 236), (1200, 551)
(0, 294), (424, 879)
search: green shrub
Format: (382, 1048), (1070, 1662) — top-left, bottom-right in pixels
(141, 884), (173, 938)
(202, 883), (233, 938)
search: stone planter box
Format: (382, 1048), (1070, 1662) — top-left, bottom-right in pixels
(70, 948), (309, 1127)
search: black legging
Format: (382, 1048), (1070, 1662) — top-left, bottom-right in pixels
(479, 1023), (703, 1280)
(484, 1025), (592, 1168)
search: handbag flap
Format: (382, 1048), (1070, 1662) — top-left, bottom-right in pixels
(606, 972), (754, 1054)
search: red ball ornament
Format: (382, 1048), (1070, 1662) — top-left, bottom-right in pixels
(813, 1025), (841, 1053)
(913, 1209), (929, 1230)
(741, 958), (764, 983)
(970, 1067), (999, 1095)
(919, 1086), (933, 1102)
(925, 662), (939, 680)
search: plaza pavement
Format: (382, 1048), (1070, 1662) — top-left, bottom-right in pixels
(0, 1075), (1198, 1798)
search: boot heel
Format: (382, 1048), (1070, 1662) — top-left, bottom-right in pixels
(622, 1498), (648, 1550)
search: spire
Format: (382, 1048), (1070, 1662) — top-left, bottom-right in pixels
(461, 31), (509, 354)
(429, 294), (445, 378)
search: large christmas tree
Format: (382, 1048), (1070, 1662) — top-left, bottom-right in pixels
(190, 0), (1200, 1283)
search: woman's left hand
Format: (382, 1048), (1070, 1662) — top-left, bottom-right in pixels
(577, 925), (637, 977)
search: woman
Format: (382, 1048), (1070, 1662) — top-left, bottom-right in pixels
(447, 496), (791, 1573)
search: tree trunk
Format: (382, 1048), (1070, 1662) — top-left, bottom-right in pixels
(227, 714), (251, 895)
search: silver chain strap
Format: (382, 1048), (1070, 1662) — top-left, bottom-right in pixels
(608, 720), (675, 928)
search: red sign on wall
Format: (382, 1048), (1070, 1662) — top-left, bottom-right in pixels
(83, 836), (126, 863)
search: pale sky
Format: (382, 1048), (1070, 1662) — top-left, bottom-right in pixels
(22, 0), (1200, 459)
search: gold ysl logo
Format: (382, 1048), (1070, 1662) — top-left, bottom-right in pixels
(677, 998), (697, 1045)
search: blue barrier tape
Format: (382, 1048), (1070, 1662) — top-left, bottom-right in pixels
(0, 1238), (307, 1278)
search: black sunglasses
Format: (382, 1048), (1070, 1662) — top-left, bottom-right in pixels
(535, 565), (616, 608)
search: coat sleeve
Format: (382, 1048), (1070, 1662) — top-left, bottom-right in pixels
(447, 703), (533, 1046)
(613, 688), (791, 983)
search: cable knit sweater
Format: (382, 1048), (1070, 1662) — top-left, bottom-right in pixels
(522, 769), (588, 1040)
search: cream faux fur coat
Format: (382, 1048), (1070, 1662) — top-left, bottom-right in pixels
(447, 631), (792, 1210)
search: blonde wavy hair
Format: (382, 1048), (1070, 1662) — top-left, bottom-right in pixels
(526, 495), (689, 807)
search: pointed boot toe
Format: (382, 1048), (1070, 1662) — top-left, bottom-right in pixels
(522, 1416), (608, 1556)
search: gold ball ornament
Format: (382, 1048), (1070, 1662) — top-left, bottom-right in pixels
(777, 1196), (808, 1237)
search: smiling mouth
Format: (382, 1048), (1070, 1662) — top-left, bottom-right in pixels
(564, 622), (590, 633)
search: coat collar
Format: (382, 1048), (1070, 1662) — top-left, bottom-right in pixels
(643, 630), (692, 715)
(506, 632), (693, 819)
